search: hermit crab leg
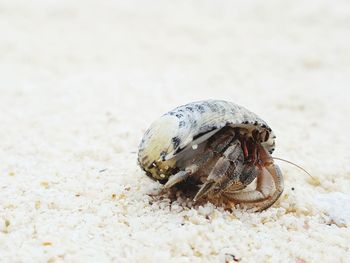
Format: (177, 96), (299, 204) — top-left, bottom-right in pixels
(163, 149), (216, 188)
(239, 164), (259, 187)
(164, 170), (190, 188)
(164, 163), (200, 188)
(222, 164), (284, 211)
(165, 127), (236, 189)
(193, 140), (244, 202)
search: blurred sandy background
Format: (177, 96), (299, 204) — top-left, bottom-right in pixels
(0, 0), (350, 262)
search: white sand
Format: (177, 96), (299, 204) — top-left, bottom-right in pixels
(1, 0), (350, 262)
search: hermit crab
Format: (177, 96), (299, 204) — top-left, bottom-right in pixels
(138, 100), (284, 211)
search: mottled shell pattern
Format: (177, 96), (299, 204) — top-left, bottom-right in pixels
(138, 100), (276, 181)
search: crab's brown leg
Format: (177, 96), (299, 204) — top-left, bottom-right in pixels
(222, 164), (284, 212)
(251, 142), (257, 164)
(164, 170), (190, 188)
(239, 164), (259, 186)
(193, 140), (244, 202)
(219, 164), (259, 192)
(164, 163), (200, 188)
(164, 127), (236, 188)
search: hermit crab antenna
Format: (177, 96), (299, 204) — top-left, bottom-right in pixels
(272, 157), (315, 180)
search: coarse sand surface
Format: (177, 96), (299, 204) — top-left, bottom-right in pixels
(0, 1), (350, 262)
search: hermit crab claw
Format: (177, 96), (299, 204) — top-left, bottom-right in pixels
(193, 180), (215, 202)
(164, 170), (190, 188)
(193, 140), (244, 202)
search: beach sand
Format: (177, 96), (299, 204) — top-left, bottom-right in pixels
(0, 0), (349, 262)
